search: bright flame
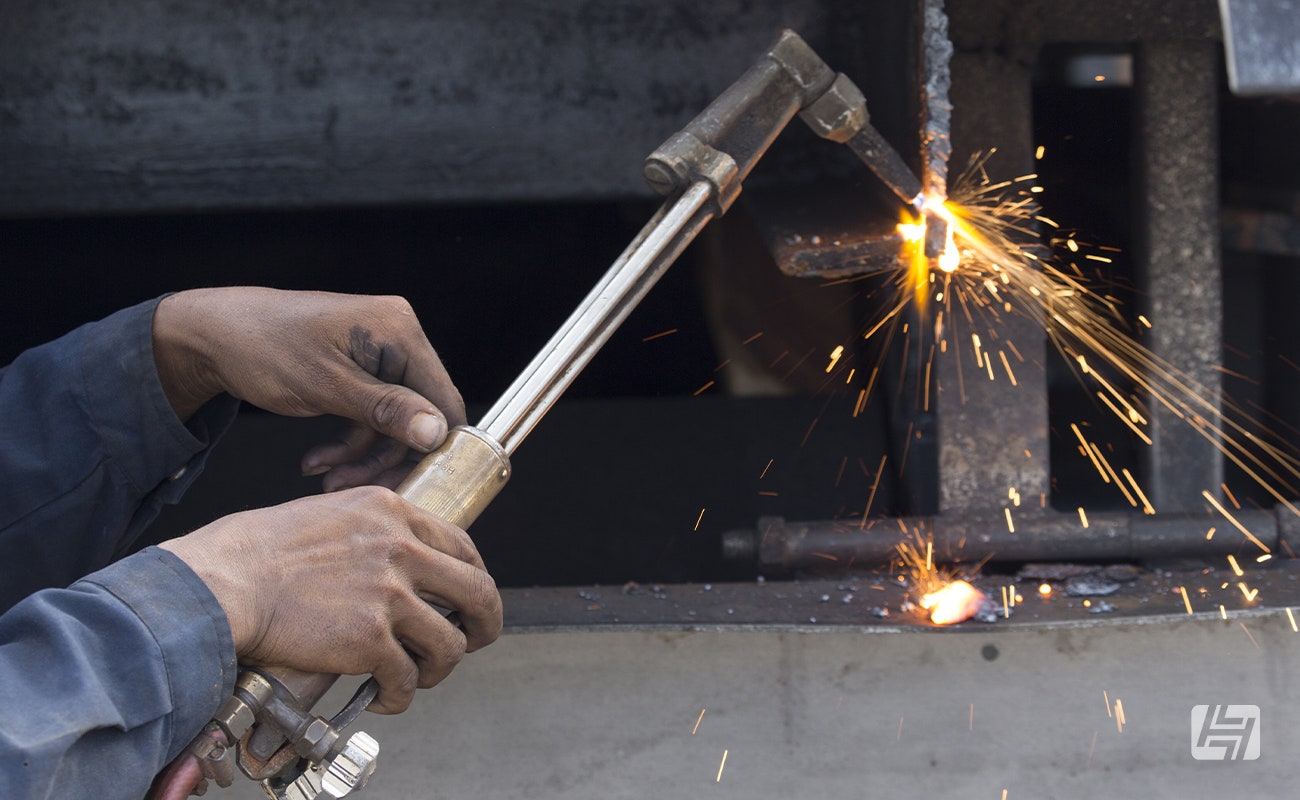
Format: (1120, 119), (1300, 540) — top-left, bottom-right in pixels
(897, 215), (931, 312)
(920, 580), (986, 625)
(897, 222), (925, 242)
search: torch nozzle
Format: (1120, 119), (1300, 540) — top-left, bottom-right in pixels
(844, 124), (925, 209)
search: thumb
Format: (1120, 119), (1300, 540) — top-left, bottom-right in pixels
(352, 380), (449, 453)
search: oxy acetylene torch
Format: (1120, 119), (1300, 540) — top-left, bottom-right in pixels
(153, 29), (939, 800)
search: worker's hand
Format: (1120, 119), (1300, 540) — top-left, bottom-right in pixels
(159, 486), (502, 714)
(152, 287), (466, 491)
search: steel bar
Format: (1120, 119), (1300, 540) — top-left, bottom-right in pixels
(721, 504), (1300, 571)
(917, 0), (953, 202)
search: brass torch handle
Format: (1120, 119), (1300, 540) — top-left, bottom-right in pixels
(394, 425), (512, 526)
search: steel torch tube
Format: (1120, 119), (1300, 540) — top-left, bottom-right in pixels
(722, 505), (1300, 571)
(478, 180), (715, 454)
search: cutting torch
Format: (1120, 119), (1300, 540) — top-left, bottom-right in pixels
(152, 28), (932, 800)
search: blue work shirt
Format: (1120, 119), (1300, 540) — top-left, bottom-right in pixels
(0, 297), (241, 798)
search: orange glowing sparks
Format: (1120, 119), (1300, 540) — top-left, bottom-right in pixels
(825, 344), (845, 373)
(1287, 608), (1298, 632)
(905, 161), (1300, 529)
(694, 508), (706, 532)
(1203, 489), (1272, 554)
(867, 154), (1300, 616)
(1227, 554), (1244, 577)
(692, 708), (706, 735)
(715, 749), (728, 782)
(641, 328), (678, 342)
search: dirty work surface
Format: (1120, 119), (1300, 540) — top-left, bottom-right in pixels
(501, 557), (1300, 631)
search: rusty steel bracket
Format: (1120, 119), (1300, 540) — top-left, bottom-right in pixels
(721, 503), (1300, 573)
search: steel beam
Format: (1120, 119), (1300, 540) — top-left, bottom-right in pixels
(1135, 40), (1224, 511)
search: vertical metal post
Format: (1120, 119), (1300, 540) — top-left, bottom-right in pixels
(1135, 40), (1223, 511)
(940, 51), (1051, 513)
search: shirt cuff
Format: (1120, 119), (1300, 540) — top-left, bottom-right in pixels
(81, 296), (240, 498)
(79, 546), (238, 760)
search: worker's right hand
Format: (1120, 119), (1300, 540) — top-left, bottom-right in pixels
(159, 486), (502, 714)
(151, 287), (467, 493)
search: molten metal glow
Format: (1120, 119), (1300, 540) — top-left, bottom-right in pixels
(897, 215), (931, 312)
(928, 200), (962, 273)
(920, 580), (986, 625)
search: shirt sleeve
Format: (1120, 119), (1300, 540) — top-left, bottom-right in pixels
(0, 547), (237, 800)
(0, 296), (241, 611)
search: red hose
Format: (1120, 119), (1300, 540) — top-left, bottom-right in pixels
(146, 728), (229, 800)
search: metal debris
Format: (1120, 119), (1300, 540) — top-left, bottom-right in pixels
(1065, 576), (1121, 597)
(1018, 563), (1104, 580)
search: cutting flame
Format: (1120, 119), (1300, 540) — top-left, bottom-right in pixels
(898, 216), (930, 312)
(896, 197), (962, 285)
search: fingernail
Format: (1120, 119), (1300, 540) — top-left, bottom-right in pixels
(409, 412), (445, 451)
(302, 463), (330, 477)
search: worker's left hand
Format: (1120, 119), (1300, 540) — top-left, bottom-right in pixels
(152, 287), (466, 490)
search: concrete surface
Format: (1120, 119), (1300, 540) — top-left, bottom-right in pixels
(226, 610), (1299, 799)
